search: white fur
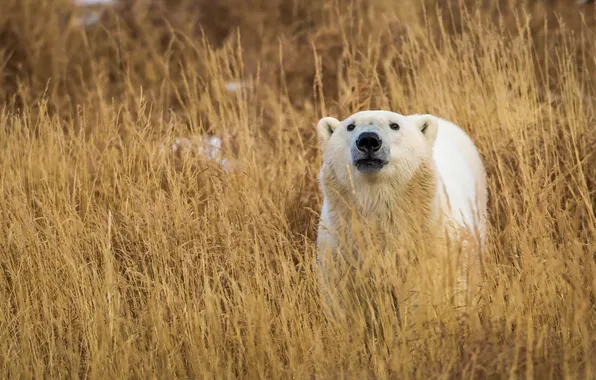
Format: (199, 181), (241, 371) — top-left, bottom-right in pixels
(431, 117), (487, 247)
(315, 110), (488, 312)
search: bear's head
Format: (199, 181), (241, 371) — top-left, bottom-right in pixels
(316, 110), (438, 189)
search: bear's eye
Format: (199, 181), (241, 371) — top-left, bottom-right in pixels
(390, 123), (400, 131)
(347, 124), (356, 132)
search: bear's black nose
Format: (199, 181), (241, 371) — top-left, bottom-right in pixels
(356, 132), (382, 153)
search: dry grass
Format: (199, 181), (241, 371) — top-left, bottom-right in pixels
(1, 0), (595, 378)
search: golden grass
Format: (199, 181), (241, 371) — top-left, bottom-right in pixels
(1, 0), (595, 378)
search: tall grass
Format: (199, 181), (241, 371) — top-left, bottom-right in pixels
(0, 0), (595, 378)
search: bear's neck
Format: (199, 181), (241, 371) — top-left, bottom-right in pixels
(322, 161), (442, 241)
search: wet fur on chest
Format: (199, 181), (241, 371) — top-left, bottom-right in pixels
(321, 161), (439, 245)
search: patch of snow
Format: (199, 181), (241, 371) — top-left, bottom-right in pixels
(196, 136), (223, 161)
(160, 136), (236, 172)
(72, 0), (116, 26)
(225, 82), (244, 92)
(72, 10), (102, 26)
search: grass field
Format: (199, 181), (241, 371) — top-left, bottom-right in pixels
(1, 0), (595, 378)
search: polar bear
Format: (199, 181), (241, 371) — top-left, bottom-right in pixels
(315, 110), (488, 317)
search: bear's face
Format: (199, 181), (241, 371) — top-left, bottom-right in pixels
(316, 110), (439, 187)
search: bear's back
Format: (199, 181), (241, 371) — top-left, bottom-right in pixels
(432, 118), (487, 235)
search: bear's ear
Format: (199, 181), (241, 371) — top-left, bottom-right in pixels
(409, 114), (438, 145)
(316, 117), (340, 146)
